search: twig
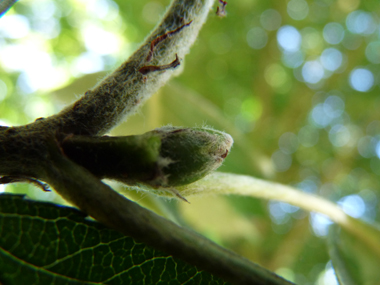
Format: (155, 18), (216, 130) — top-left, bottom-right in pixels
(43, 149), (293, 285)
(38, 0), (214, 136)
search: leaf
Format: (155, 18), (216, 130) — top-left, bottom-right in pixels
(0, 194), (229, 285)
(327, 224), (380, 285)
(327, 225), (357, 285)
(174, 172), (380, 260)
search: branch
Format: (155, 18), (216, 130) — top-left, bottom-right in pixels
(0, 0), (216, 178)
(42, 146), (292, 285)
(0, 1), (293, 283)
(33, 0), (215, 135)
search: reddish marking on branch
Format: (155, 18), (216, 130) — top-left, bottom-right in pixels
(221, 149), (229, 159)
(146, 21), (193, 62)
(216, 0), (227, 17)
(139, 54), (180, 75)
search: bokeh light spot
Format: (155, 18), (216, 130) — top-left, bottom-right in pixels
(320, 48), (343, 71)
(365, 41), (380, 64)
(297, 179), (318, 194)
(310, 213), (333, 237)
(338, 0), (360, 13)
(298, 126), (319, 147)
(301, 27), (323, 53)
(279, 132), (299, 154)
(0, 15), (30, 39)
(277, 25), (302, 52)
(142, 1), (165, 24)
(346, 10), (376, 35)
(329, 125), (351, 147)
(272, 150), (292, 172)
(302, 60), (324, 84)
(324, 95), (345, 118)
(0, 44), (30, 71)
(24, 97), (55, 118)
(287, 0), (309, 21)
(246, 27), (268, 50)
(34, 18), (61, 39)
(311, 102), (339, 128)
(87, 0), (119, 21)
(357, 136), (376, 158)
(349, 68), (374, 92)
(323, 22), (345, 45)
(338, 195), (366, 218)
(82, 24), (121, 55)
(73, 52), (105, 74)
(240, 97), (262, 122)
(269, 201), (291, 224)
(260, 9), (282, 31)
(30, 0), (57, 20)
(264, 64), (289, 89)
(1, 43), (68, 92)
(366, 120), (380, 136)
(281, 51), (304, 68)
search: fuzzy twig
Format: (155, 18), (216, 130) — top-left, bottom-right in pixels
(0, 0), (293, 283)
(33, 0), (214, 136)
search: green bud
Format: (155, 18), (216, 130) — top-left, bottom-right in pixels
(154, 126), (233, 186)
(60, 126), (233, 188)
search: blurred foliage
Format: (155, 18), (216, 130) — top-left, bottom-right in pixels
(1, 0), (380, 284)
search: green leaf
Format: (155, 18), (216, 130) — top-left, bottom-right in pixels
(327, 225), (357, 285)
(175, 172), (380, 261)
(327, 224), (380, 285)
(0, 193), (229, 285)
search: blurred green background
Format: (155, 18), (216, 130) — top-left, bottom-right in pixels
(1, 0), (380, 283)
